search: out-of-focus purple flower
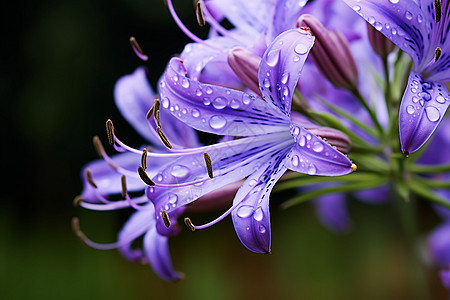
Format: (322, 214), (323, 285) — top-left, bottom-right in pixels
(150, 29), (355, 253)
(428, 222), (450, 267)
(441, 268), (450, 289)
(343, 0), (450, 154)
(314, 185), (352, 233)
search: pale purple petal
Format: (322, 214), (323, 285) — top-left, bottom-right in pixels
(231, 156), (288, 253)
(353, 185), (390, 204)
(259, 28), (314, 117)
(159, 57), (289, 136)
(343, 0), (434, 71)
(268, 0), (308, 41)
(428, 222), (450, 267)
(149, 132), (294, 234)
(314, 190), (351, 233)
(399, 72), (450, 154)
(285, 125), (354, 176)
(143, 226), (182, 281)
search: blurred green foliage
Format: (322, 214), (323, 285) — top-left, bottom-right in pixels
(0, 0), (447, 299)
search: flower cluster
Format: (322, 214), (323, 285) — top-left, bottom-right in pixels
(74, 0), (450, 292)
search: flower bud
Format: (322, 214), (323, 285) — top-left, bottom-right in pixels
(297, 14), (358, 91)
(366, 23), (395, 58)
(227, 47), (262, 95)
(307, 126), (352, 154)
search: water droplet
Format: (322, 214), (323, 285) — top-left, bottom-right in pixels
(412, 96), (419, 103)
(436, 95), (446, 104)
(292, 126), (300, 136)
(248, 179), (257, 186)
(281, 73), (289, 84)
(294, 43), (308, 54)
(253, 208), (263, 221)
(263, 78), (271, 88)
(168, 194), (178, 204)
(306, 134), (312, 140)
(293, 56), (300, 62)
(157, 174), (163, 181)
(196, 89), (202, 96)
(411, 88), (417, 93)
(191, 108), (200, 118)
(209, 115), (227, 129)
(173, 75), (179, 82)
(368, 16), (375, 24)
(312, 142), (324, 152)
(389, 0), (399, 3)
(417, 14), (423, 23)
(307, 163), (317, 175)
(425, 106), (440, 122)
(352, 5), (361, 11)
(283, 86), (289, 98)
(405, 11), (413, 20)
(299, 135), (306, 146)
(406, 105), (415, 114)
(182, 79), (189, 88)
(205, 87), (213, 94)
(374, 22), (382, 31)
(243, 94), (252, 105)
(419, 92), (431, 101)
(258, 224), (266, 233)
(266, 50), (279, 67)
(237, 205), (254, 218)
(203, 98), (211, 105)
(291, 155), (299, 167)
(212, 97), (227, 109)
(171, 165), (189, 177)
(161, 97), (170, 109)
(230, 99), (240, 109)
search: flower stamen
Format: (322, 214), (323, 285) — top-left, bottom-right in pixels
(137, 166), (156, 186)
(106, 119), (115, 146)
(195, 0), (206, 27)
(435, 0), (441, 23)
(141, 148), (148, 170)
(435, 47), (442, 62)
(161, 210), (171, 227)
(129, 36), (149, 61)
(203, 152), (214, 178)
(156, 127), (173, 149)
(85, 169), (98, 188)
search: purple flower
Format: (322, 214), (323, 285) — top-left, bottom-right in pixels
(343, 0), (450, 153)
(150, 28), (355, 253)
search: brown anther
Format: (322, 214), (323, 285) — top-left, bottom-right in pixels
(195, 0), (206, 27)
(73, 195), (83, 207)
(137, 166), (155, 186)
(161, 210), (171, 228)
(106, 119), (115, 146)
(146, 96), (161, 120)
(435, 0), (441, 22)
(203, 152), (214, 178)
(155, 110), (162, 128)
(184, 217), (196, 231)
(157, 127), (173, 149)
(121, 175), (127, 199)
(435, 47), (442, 62)
(141, 148), (148, 170)
(92, 136), (105, 157)
(85, 169), (98, 188)
(129, 37), (148, 61)
(351, 164), (357, 171)
(71, 217), (87, 241)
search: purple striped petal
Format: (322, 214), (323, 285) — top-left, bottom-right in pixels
(149, 131), (294, 234)
(399, 72), (450, 154)
(285, 125), (354, 176)
(343, 0), (434, 71)
(143, 226), (182, 281)
(231, 155), (288, 253)
(259, 28), (314, 117)
(159, 57), (289, 136)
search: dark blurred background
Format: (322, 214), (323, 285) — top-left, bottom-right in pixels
(0, 0), (447, 299)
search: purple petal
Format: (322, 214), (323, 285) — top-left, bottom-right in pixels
(353, 185), (390, 204)
(440, 269), (450, 289)
(268, 0), (308, 41)
(231, 156), (288, 253)
(159, 57), (289, 136)
(285, 125), (354, 176)
(314, 190), (351, 233)
(343, 0), (434, 71)
(399, 72), (450, 154)
(143, 226), (182, 281)
(258, 28), (314, 117)
(428, 222), (450, 267)
(118, 206), (155, 262)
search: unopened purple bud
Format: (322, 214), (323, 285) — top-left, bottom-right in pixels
(307, 126), (352, 154)
(297, 14), (358, 91)
(227, 47), (262, 95)
(366, 23), (395, 58)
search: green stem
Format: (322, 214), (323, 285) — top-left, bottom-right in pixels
(410, 164), (450, 173)
(351, 89), (384, 135)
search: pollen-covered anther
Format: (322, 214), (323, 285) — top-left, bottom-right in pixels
(203, 152), (214, 178)
(121, 175), (128, 199)
(85, 169), (98, 188)
(435, 47), (442, 62)
(129, 36), (149, 61)
(155, 110), (162, 128)
(161, 210), (171, 228)
(105, 119), (115, 146)
(137, 166), (155, 186)
(184, 217), (196, 231)
(141, 148), (148, 170)
(435, 0), (441, 23)
(147, 96), (161, 119)
(195, 0), (206, 27)
(73, 195), (83, 207)
(351, 164), (357, 171)
(92, 136), (105, 157)
(157, 127), (173, 149)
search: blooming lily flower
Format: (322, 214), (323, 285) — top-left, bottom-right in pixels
(151, 28), (355, 253)
(343, 0), (450, 154)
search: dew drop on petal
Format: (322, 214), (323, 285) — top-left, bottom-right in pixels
(425, 106), (440, 122)
(436, 95), (446, 104)
(212, 97), (227, 109)
(171, 165), (190, 177)
(389, 0), (399, 4)
(291, 155), (299, 166)
(205, 87), (213, 94)
(263, 78), (271, 88)
(203, 98), (211, 105)
(307, 163), (317, 175)
(196, 89), (202, 96)
(283, 86), (289, 98)
(248, 179), (258, 186)
(209, 115), (227, 129)
(312, 142), (324, 152)
(182, 79), (189, 88)
(293, 56), (300, 62)
(299, 135), (306, 146)
(258, 224), (266, 233)
(294, 43), (308, 54)
(412, 96), (419, 103)
(253, 207), (263, 221)
(161, 97), (170, 109)
(405, 11), (413, 20)
(237, 205), (254, 218)
(266, 50), (279, 67)
(230, 99), (240, 109)
(243, 94), (252, 105)
(406, 105), (415, 114)
(168, 194), (178, 204)
(281, 73), (289, 84)
(191, 108), (200, 118)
